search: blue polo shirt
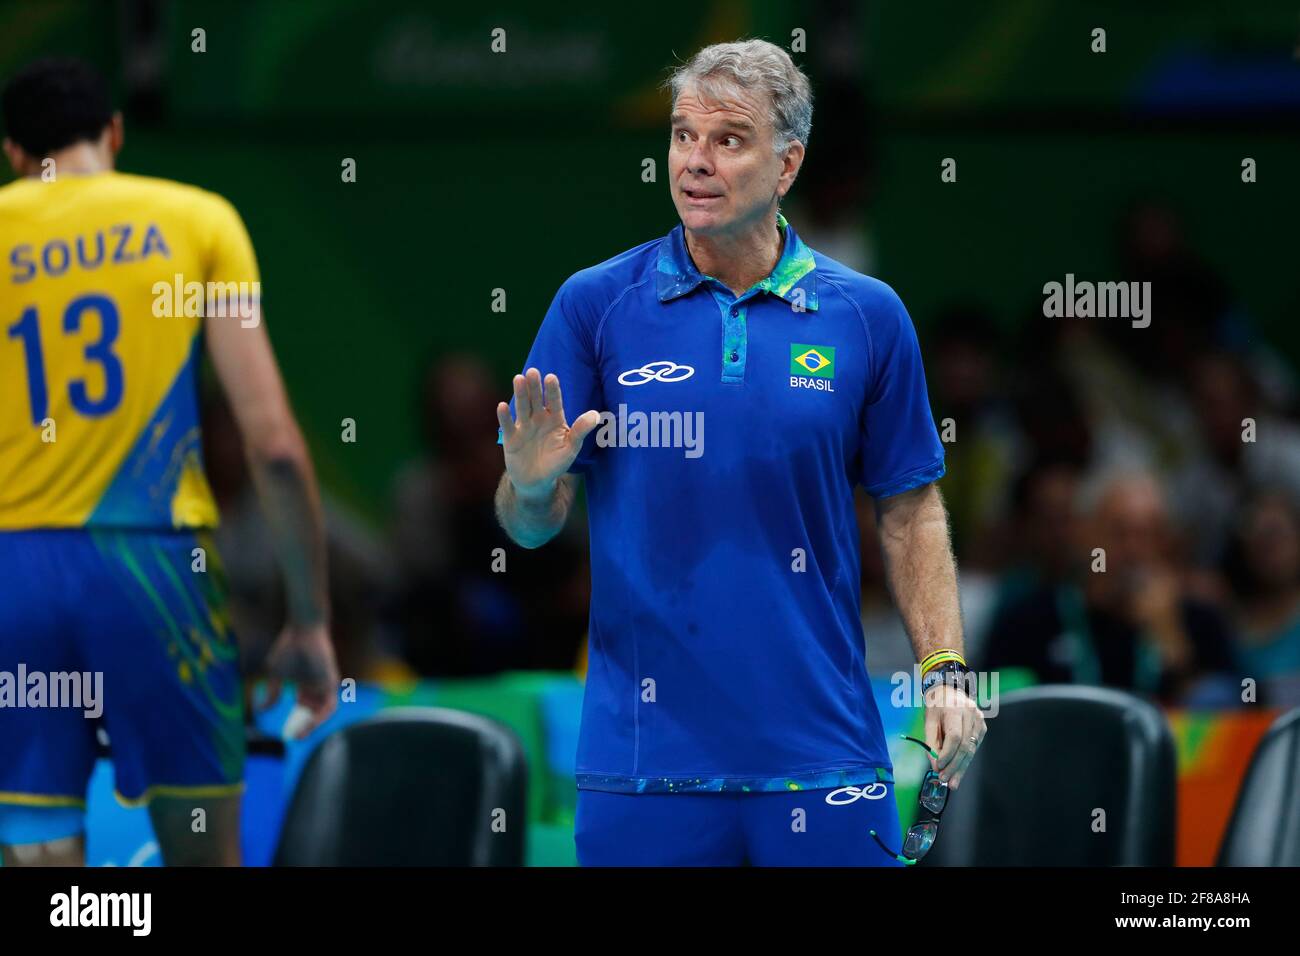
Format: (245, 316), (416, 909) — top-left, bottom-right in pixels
(510, 213), (945, 793)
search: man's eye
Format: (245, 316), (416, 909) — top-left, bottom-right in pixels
(723, 136), (741, 147)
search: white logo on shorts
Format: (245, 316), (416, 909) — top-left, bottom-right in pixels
(824, 783), (889, 805)
(617, 361), (695, 386)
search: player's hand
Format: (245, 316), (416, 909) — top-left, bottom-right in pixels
(923, 683), (986, 790)
(496, 368), (600, 499)
(259, 622), (340, 739)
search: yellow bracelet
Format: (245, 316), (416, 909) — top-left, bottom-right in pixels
(920, 649), (966, 676)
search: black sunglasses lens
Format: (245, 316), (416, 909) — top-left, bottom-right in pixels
(920, 773), (949, 814)
(902, 821), (938, 859)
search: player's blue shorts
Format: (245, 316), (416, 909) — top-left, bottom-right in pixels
(0, 528), (245, 845)
(575, 784), (907, 866)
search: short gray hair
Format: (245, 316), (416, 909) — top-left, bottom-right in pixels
(664, 39), (813, 154)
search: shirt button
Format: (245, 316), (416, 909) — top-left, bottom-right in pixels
(729, 351), (738, 363)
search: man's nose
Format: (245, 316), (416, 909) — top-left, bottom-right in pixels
(685, 140), (714, 175)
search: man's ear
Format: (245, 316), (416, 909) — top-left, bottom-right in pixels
(107, 112), (124, 157)
(2, 137), (27, 176)
(778, 140), (805, 199)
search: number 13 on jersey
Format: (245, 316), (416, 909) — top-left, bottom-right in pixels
(8, 293), (124, 425)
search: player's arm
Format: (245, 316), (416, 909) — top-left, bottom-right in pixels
(875, 482), (985, 787)
(206, 304), (338, 736)
(495, 367), (599, 549)
(495, 471), (578, 550)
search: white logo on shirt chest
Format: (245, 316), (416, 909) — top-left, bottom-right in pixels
(618, 361), (695, 386)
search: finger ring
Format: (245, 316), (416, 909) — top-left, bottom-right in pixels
(969, 736), (979, 745)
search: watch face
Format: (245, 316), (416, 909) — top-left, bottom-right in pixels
(923, 663), (970, 696)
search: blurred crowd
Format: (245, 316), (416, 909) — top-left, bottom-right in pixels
(858, 201), (1300, 710)
(203, 197), (1300, 714)
(202, 354), (591, 688)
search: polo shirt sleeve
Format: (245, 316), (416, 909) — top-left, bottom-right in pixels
(859, 284), (946, 497)
(199, 191), (260, 289)
(499, 275), (604, 473)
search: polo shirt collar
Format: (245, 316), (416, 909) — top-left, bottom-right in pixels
(657, 212), (819, 310)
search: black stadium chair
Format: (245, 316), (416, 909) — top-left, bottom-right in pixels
(1217, 707), (1300, 866)
(922, 685), (1177, 866)
(274, 707), (528, 866)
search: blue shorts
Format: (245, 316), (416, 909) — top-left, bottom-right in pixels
(575, 784), (906, 866)
(0, 528), (245, 845)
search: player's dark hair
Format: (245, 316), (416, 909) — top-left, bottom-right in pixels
(2, 57), (113, 155)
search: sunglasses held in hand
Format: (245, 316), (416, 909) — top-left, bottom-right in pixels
(871, 735), (950, 866)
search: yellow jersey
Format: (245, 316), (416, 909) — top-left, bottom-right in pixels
(0, 171), (259, 529)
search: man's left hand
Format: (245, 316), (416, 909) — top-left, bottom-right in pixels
(924, 683), (987, 790)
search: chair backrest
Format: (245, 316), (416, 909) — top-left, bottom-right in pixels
(1217, 707), (1300, 866)
(922, 685), (1176, 866)
(274, 707), (528, 866)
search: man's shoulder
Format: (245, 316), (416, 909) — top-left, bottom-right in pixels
(556, 233), (664, 311)
(0, 171), (239, 236)
(63, 171), (216, 207)
(809, 249), (906, 316)
(0, 176), (34, 208)
(60, 173), (244, 241)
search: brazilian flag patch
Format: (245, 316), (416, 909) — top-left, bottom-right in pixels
(790, 344), (836, 379)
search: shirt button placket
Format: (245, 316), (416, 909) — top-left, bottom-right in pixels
(722, 300), (746, 384)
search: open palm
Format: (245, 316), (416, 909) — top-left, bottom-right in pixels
(496, 367), (600, 496)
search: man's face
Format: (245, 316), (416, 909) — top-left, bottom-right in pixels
(1242, 495), (1300, 591)
(1095, 479), (1170, 576)
(668, 82), (796, 236)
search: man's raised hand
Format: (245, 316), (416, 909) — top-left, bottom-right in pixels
(496, 368), (600, 498)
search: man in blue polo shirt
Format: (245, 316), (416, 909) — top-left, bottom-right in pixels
(495, 39), (987, 866)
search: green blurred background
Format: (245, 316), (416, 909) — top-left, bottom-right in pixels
(4, 0), (1300, 869)
(4, 0), (1294, 520)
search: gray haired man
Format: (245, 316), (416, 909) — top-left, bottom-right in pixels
(496, 39), (984, 866)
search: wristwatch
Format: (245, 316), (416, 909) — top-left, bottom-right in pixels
(922, 660), (972, 695)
